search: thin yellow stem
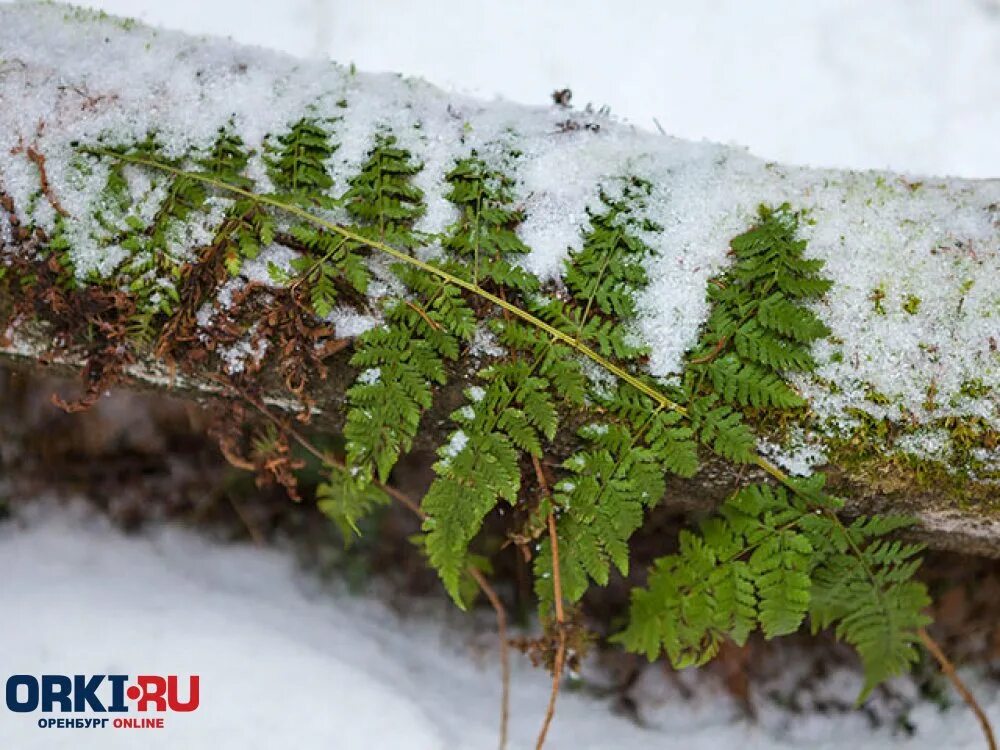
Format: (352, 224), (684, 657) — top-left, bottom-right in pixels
(87, 148), (687, 417)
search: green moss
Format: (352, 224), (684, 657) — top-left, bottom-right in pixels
(959, 379), (991, 400)
(864, 384), (892, 406)
(60, 4), (138, 31)
(745, 387), (999, 516)
(818, 407), (1000, 512)
(902, 294), (922, 315)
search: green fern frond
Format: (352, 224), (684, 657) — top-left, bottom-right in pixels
(615, 531), (737, 667)
(620, 479), (929, 699)
(536, 422), (667, 606)
(287, 224), (370, 317)
(757, 291), (830, 342)
(344, 132), (424, 247)
(686, 203), (831, 420)
(317, 466), (391, 541)
(564, 177), (656, 321)
(422, 428), (521, 605)
(197, 125), (253, 190)
(345, 323), (447, 482)
(805, 516), (930, 701)
(264, 116), (338, 205)
(342, 134), (467, 485)
(707, 354), (804, 409)
(418, 165), (666, 605)
(749, 528), (813, 638)
(422, 358), (558, 603)
(443, 153), (538, 294)
(689, 396), (756, 463)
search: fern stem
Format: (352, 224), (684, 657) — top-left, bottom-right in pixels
(537, 608), (566, 750)
(688, 278), (773, 366)
(402, 298), (442, 331)
(572, 246), (614, 345)
(918, 627), (997, 750)
(15, 141), (70, 217)
(468, 566), (512, 750)
(472, 180), (483, 285)
(534, 455), (566, 750)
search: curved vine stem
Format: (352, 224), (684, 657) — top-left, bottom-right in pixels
(918, 627), (997, 750)
(101, 149), (993, 746)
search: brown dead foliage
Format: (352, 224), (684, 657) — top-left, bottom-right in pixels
(206, 397), (305, 502)
(157, 223), (349, 421)
(1, 186), (31, 244)
(2, 169), (351, 490)
(3, 237), (136, 412)
(511, 606), (592, 676)
(155, 216), (246, 362)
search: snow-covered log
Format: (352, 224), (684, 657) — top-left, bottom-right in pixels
(1, 3), (997, 554)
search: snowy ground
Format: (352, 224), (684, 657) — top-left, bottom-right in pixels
(2, 502), (998, 749)
(1, 1), (998, 748)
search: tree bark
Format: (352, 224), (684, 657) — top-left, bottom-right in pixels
(3, 326), (999, 557)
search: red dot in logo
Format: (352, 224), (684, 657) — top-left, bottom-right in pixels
(126, 686), (141, 701)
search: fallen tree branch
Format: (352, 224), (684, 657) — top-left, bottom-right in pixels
(0, 4), (995, 554)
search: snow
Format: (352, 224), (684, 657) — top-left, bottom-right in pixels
(441, 429), (469, 459)
(38, 0), (1000, 180)
(759, 431), (829, 477)
(3, 501), (1000, 749)
(469, 328), (505, 359)
(221, 326), (268, 375)
(327, 307), (379, 338)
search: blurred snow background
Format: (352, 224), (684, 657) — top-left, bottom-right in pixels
(1, 1), (999, 748)
(62, 0), (1000, 177)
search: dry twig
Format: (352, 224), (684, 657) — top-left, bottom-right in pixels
(919, 627), (996, 750)
(532, 455), (566, 750)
